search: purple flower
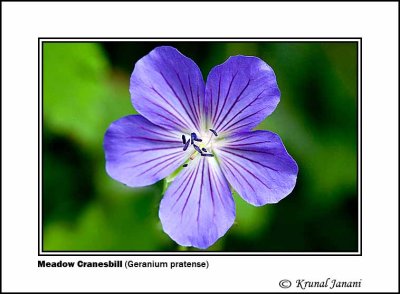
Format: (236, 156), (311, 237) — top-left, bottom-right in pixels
(104, 46), (298, 249)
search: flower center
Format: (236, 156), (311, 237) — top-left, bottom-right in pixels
(181, 129), (218, 167)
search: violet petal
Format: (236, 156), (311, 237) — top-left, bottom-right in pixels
(215, 130), (298, 206)
(204, 56), (280, 134)
(104, 115), (188, 187)
(130, 46), (205, 133)
(159, 157), (235, 249)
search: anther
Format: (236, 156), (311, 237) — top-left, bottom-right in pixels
(201, 153), (214, 157)
(201, 147), (207, 152)
(190, 133), (196, 144)
(209, 129), (218, 136)
(182, 135), (186, 145)
(190, 132), (202, 143)
(183, 139), (190, 151)
(193, 144), (203, 154)
(183, 163), (188, 167)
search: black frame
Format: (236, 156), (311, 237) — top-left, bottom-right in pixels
(38, 37), (362, 256)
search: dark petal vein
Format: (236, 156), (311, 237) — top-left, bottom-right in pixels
(225, 140), (272, 147)
(121, 146), (179, 155)
(219, 147), (279, 172)
(224, 121), (254, 133)
(224, 134), (257, 144)
(125, 136), (178, 143)
(181, 160), (202, 216)
(214, 79), (251, 131)
(213, 75), (222, 123)
(137, 155), (180, 177)
(150, 86), (192, 130)
(212, 72), (238, 126)
(146, 92), (191, 130)
(188, 74), (201, 123)
(140, 126), (177, 139)
(222, 156), (271, 190)
(223, 159), (256, 193)
(207, 162), (216, 219)
(159, 71), (199, 130)
(171, 167), (197, 209)
(210, 168), (226, 209)
(218, 89), (267, 132)
(197, 159), (205, 223)
(176, 71), (200, 126)
(126, 150), (182, 169)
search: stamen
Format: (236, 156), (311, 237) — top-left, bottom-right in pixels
(183, 131), (211, 158)
(191, 132), (196, 144)
(183, 139), (190, 151)
(201, 153), (214, 157)
(209, 129), (218, 136)
(183, 163), (188, 167)
(193, 144), (203, 154)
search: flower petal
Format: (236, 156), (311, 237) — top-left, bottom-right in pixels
(215, 131), (298, 206)
(104, 115), (189, 187)
(130, 46), (205, 133)
(205, 56), (280, 134)
(159, 156), (235, 249)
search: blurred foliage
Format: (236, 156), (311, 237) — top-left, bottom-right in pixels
(43, 42), (358, 252)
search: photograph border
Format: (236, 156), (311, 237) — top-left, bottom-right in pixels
(38, 37), (362, 256)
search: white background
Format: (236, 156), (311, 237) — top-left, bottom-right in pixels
(2, 2), (398, 292)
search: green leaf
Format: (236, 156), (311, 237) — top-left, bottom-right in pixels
(231, 190), (275, 236)
(43, 43), (133, 153)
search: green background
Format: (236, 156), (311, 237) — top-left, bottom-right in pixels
(43, 41), (358, 252)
